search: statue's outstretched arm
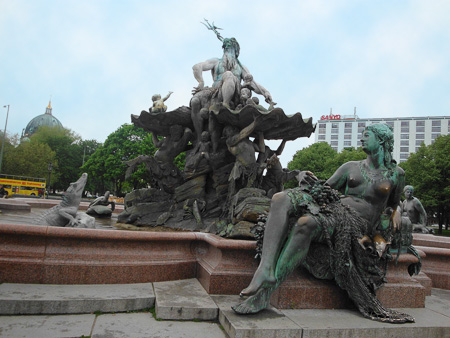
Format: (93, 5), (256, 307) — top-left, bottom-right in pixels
(163, 91), (173, 101)
(227, 116), (261, 147)
(276, 139), (287, 156)
(242, 65), (273, 103)
(192, 58), (219, 89)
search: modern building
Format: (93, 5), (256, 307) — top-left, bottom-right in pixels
(21, 100), (63, 141)
(314, 113), (450, 162)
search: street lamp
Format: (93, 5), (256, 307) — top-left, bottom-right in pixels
(0, 104), (10, 174)
(47, 161), (53, 199)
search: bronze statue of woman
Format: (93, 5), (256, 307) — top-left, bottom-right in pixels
(233, 123), (415, 323)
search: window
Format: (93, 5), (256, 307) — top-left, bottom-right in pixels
(331, 135), (338, 140)
(416, 140), (424, 146)
(332, 147), (338, 151)
(319, 123), (326, 129)
(331, 128), (339, 134)
(332, 123), (339, 128)
(400, 147), (409, 153)
(400, 153), (409, 159)
(344, 128), (352, 133)
(401, 134), (409, 139)
(319, 128), (326, 134)
(416, 121), (425, 126)
(331, 141), (338, 146)
(401, 121), (409, 127)
(416, 126), (425, 132)
(358, 127), (364, 134)
(358, 122), (366, 127)
(344, 141), (352, 147)
(400, 140), (409, 146)
(432, 126), (441, 132)
(415, 147), (420, 152)
(386, 121), (394, 128)
(318, 135), (325, 140)
(401, 127), (409, 133)
(432, 133), (440, 140)
(344, 134), (351, 139)
(357, 141), (362, 146)
(400, 159), (407, 163)
(416, 134), (425, 139)
(345, 123), (352, 128)
(432, 120), (440, 126)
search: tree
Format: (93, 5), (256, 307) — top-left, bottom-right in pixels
(288, 142), (337, 180)
(30, 126), (82, 191)
(321, 147), (367, 179)
(82, 124), (157, 196)
(0, 131), (19, 174)
(400, 135), (450, 233)
(2, 133), (56, 179)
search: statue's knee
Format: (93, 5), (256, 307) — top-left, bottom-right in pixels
(271, 191), (289, 206)
(293, 216), (316, 236)
(190, 97), (201, 110)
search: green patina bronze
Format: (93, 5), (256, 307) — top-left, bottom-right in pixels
(233, 123), (418, 324)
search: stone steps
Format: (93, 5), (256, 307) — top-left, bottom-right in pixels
(1, 280), (450, 338)
(154, 278), (218, 321)
(0, 283), (155, 315)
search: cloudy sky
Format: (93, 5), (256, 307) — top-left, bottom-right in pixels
(1, 0), (449, 166)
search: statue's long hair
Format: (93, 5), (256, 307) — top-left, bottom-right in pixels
(366, 123), (396, 170)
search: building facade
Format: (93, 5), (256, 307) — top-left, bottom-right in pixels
(315, 114), (450, 162)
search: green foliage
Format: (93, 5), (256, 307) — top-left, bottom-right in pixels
(399, 135), (450, 232)
(286, 143), (366, 189)
(30, 126), (82, 191)
(1, 131), (20, 173)
(321, 147), (367, 178)
(3, 138), (56, 178)
(82, 124), (157, 196)
(287, 142), (337, 180)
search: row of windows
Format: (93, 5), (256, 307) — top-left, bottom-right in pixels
(318, 120), (446, 130)
(401, 133), (442, 140)
(320, 134), (441, 143)
(322, 125), (442, 134)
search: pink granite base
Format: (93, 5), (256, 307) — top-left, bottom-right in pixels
(413, 234), (450, 290)
(0, 223), (437, 310)
(268, 253), (427, 309)
(0, 223), (197, 284)
(413, 271), (433, 295)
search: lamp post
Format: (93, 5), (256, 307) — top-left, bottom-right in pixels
(0, 104), (10, 174)
(47, 161), (53, 199)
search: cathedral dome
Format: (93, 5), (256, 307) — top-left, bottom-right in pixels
(23, 100), (63, 138)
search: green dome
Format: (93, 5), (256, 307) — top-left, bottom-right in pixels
(23, 101), (63, 138)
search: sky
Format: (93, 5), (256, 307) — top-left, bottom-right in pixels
(1, 0), (449, 167)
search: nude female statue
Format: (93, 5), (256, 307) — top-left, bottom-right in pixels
(233, 123), (415, 323)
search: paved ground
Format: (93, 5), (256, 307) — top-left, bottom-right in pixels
(0, 280), (449, 338)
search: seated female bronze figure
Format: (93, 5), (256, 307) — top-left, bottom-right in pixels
(233, 123), (415, 323)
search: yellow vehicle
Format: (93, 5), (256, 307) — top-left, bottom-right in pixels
(0, 174), (46, 197)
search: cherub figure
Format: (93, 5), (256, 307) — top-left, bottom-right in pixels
(235, 88), (253, 110)
(151, 91), (173, 113)
(192, 131), (212, 172)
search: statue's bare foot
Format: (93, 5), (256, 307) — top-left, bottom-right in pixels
(240, 266), (276, 297)
(232, 287), (271, 314)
